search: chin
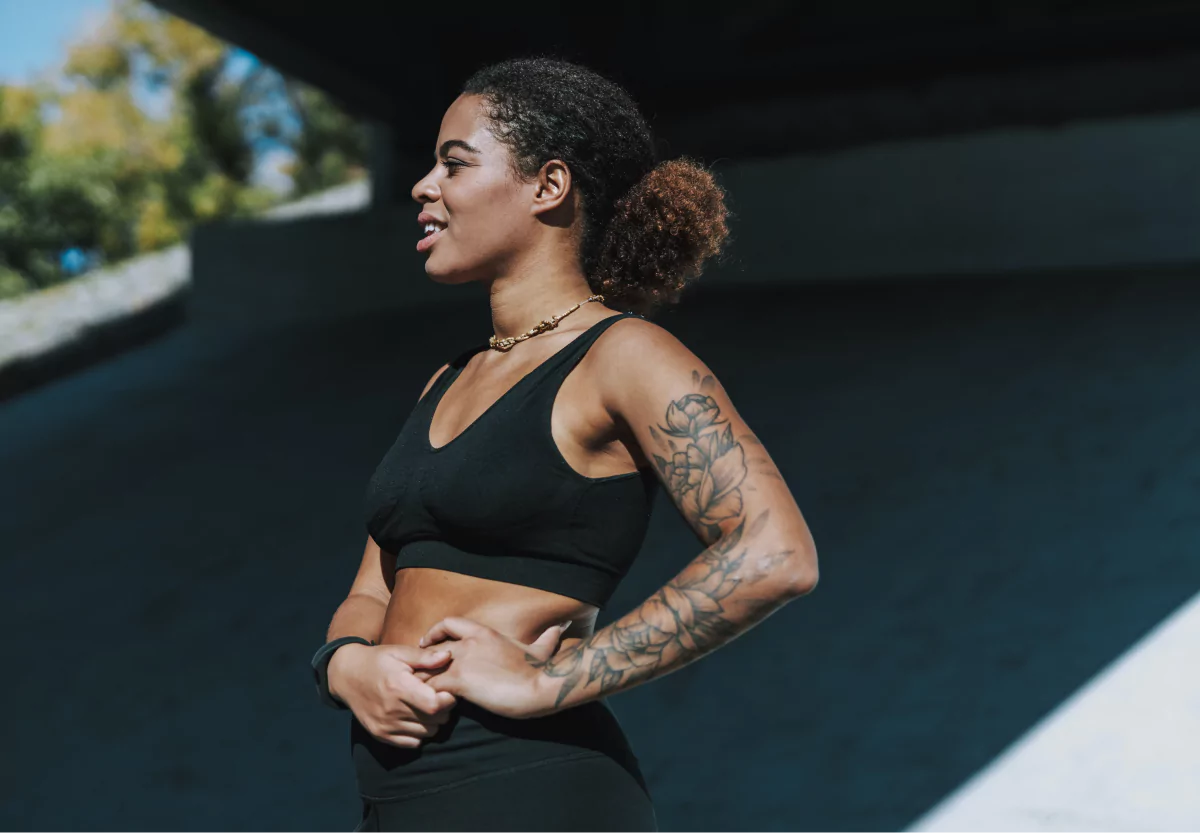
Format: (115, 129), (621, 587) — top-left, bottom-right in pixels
(423, 256), (486, 287)
(424, 262), (467, 285)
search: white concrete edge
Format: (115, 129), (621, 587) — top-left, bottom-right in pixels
(0, 245), (191, 369)
(258, 178), (369, 221)
(907, 590), (1200, 832)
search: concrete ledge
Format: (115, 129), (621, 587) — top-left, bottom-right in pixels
(0, 180), (370, 402)
(0, 246), (192, 402)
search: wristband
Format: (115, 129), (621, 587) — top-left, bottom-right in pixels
(311, 636), (374, 710)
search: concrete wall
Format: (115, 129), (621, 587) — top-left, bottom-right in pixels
(187, 209), (456, 331)
(705, 109), (1200, 283)
(203, 107), (1200, 325)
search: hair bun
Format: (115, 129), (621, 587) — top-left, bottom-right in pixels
(595, 157), (731, 316)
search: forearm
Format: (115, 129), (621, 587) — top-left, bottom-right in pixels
(325, 592), (388, 644)
(532, 525), (816, 713)
(324, 593), (388, 700)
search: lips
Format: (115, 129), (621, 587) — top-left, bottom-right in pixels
(416, 211), (447, 253)
(416, 226), (445, 253)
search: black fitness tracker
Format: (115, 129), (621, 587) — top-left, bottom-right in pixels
(311, 636), (374, 710)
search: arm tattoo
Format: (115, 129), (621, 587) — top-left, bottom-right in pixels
(653, 371), (747, 546)
(529, 371), (805, 712)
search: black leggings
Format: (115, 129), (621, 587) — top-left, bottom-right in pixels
(349, 699), (657, 832)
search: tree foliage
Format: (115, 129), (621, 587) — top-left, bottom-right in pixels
(0, 0), (367, 300)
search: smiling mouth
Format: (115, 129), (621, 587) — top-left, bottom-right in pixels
(417, 223), (447, 253)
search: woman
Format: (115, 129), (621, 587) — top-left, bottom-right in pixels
(312, 57), (819, 832)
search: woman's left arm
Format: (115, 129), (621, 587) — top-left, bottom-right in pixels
(531, 319), (819, 714)
(418, 319), (819, 717)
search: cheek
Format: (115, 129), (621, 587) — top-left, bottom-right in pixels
(435, 175), (527, 264)
(448, 203), (521, 258)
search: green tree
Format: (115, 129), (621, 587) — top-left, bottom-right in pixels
(285, 82), (368, 197)
(0, 0), (366, 300)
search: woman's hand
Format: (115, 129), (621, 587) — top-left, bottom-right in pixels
(327, 643), (459, 748)
(417, 617), (570, 719)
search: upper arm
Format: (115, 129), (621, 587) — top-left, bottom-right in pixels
(596, 319), (817, 586)
(347, 534), (395, 605)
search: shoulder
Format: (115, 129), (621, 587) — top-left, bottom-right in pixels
(591, 314), (726, 417)
(418, 362), (452, 402)
(593, 314), (692, 365)
(418, 343), (483, 400)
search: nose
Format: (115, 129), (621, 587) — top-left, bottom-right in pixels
(412, 165), (440, 204)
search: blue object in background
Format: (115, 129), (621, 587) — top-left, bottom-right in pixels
(59, 247), (90, 275)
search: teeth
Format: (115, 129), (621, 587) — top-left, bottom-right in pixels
(424, 222), (445, 235)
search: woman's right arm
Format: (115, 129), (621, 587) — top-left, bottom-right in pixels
(324, 535), (456, 749)
(328, 534), (392, 647)
(322, 364), (457, 746)
(327, 361), (452, 691)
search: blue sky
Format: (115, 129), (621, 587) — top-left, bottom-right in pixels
(0, 0), (297, 193)
(0, 0), (106, 83)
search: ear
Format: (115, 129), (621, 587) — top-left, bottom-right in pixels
(531, 159), (573, 218)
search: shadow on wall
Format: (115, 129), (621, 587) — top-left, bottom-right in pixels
(2, 268), (1197, 830)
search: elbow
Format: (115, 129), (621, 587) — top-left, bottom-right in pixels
(784, 548), (819, 597)
(787, 567), (819, 597)
(744, 530), (819, 597)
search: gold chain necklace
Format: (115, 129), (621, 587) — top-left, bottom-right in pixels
(488, 294), (606, 352)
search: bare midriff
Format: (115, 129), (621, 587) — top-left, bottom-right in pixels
(378, 566), (598, 657)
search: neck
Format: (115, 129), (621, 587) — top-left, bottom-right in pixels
(485, 248), (602, 343)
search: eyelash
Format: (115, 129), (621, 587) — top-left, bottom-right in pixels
(441, 159), (464, 175)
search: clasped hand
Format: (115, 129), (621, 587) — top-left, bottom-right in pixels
(337, 618), (571, 749)
(417, 616), (571, 720)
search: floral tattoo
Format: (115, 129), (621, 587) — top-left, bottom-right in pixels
(530, 372), (798, 711)
(653, 377), (748, 545)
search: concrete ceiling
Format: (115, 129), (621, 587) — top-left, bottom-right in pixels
(149, 1), (1200, 159)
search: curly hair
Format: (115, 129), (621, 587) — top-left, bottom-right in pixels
(461, 57), (730, 317)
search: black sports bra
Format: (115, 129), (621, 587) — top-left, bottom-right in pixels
(362, 311), (660, 609)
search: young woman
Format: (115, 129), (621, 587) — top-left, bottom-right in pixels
(312, 57), (819, 832)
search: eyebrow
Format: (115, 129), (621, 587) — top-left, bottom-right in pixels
(437, 139), (481, 160)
